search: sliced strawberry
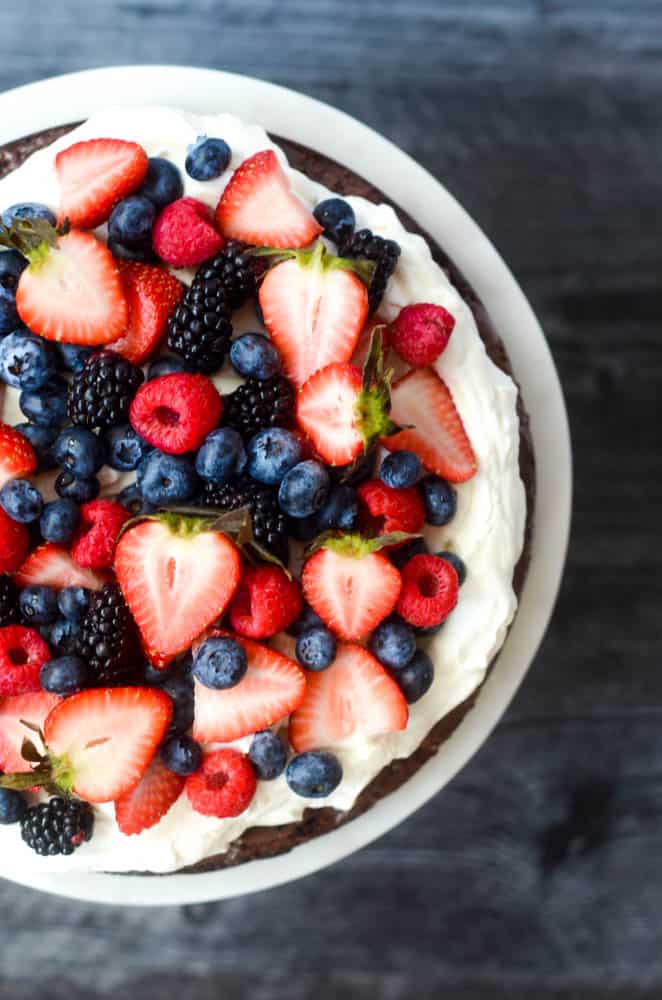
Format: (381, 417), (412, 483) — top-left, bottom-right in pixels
(0, 424), (37, 489)
(351, 317), (391, 370)
(296, 363), (363, 466)
(16, 230), (128, 345)
(385, 368), (477, 483)
(55, 138), (148, 230)
(357, 480), (425, 535)
(110, 261), (184, 365)
(301, 538), (402, 641)
(114, 518), (242, 667)
(114, 754), (184, 836)
(16, 544), (108, 591)
(215, 149), (321, 249)
(259, 243), (369, 388)
(0, 507), (29, 575)
(0, 691), (60, 773)
(192, 633), (306, 743)
(44, 687), (172, 803)
(289, 642), (408, 752)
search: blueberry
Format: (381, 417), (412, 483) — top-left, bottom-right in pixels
(19, 376), (68, 427)
(57, 586), (90, 623)
(395, 649), (434, 703)
(54, 472), (100, 503)
(105, 424), (149, 472)
(380, 450), (422, 489)
(287, 603), (325, 638)
(40, 499), (80, 544)
(160, 734), (203, 776)
(249, 730), (287, 780)
(419, 475), (457, 526)
(48, 617), (80, 654)
(147, 356), (190, 380)
(247, 428), (303, 486)
(389, 537), (429, 570)
(13, 423), (57, 472)
(295, 627), (336, 671)
(313, 197), (355, 247)
(331, 448), (377, 487)
(195, 427), (246, 484)
(0, 249), (27, 293)
(39, 655), (89, 696)
(278, 460), (329, 517)
(137, 451), (198, 505)
(0, 332), (55, 390)
(436, 550), (466, 586)
(192, 636), (247, 689)
(0, 788), (27, 824)
(138, 157), (184, 210)
(185, 137), (232, 181)
(0, 479), (43, 522)
(316, 484), (358, 532)
(0, 289), (20, 337)
(2, 202), (56, 228)
(369, 618), (416, 670)
(117, 482), (156, 516)
(229, 334), (281, 381)
(53, 427), (105, 478)
(108, 195), (156, 249)
(162, 672), (194, 734)
(286, 751), (343, 798)
(56, 343), (93, 374)
(19, 584), (58, 624)
(107, 238), (156, 264)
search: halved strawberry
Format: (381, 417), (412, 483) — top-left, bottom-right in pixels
(192, 633), (306, 743)
(351, 316), (391, 370)
(0, 692), (60, 774)
(0, 424), (37, 489)
(384, 368), (477, 483)
(15, 543), (108, 591)
(114, 754), (184, 836)
(289, 642), (408, 752)
(301, 535), (402, 641)
(55, 138), (148, 230)
(16, 230), (128, 345)
(215, 149), (321, 249)
(114, 516), (242, 667)
(110, 261), (184, 365)
(259, 243), (370, 388)
(43, 687), (172, 803)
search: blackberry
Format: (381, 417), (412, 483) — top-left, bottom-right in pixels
(201, 476), (289, 564)
(167, 263), (233, 374)
(223, 376), (295, 440)
(342, 228), (401, 313)
(0, 574), (19, 626)
(205, 241), (265, 311)
(75, 583), (140, 686)
(21, 796), (94, 856)
(67, 351), (144, 430)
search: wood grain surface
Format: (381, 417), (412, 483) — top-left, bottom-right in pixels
(0, 2), (660, 998)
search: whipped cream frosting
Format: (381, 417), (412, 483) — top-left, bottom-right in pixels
(0, 108), (526, 873)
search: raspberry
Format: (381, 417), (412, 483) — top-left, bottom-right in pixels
(129, 373), (223, 454)
(152, 197), (224, 269)
(71, 499), (130, 570)
(396, 554), (459, 629)
(357, 480), (425, 535)
(228, 564), (303, 639)
(0, 507), (29, 574)
(185, 748), (256, 818)
(0, 624), (50, 697)
(391, 303), (455, 367)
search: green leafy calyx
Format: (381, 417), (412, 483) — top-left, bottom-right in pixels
(250, 240), (376, 286)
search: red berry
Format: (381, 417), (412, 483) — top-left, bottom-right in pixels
(396, 553), (459, 628)
(111, 261), (184, 365)
(228, 564), (303, 639)
(152, 197), (224, 268)
(0, 692), (60, 774)
(0, 625), (51, 697)
(55, 138), (149, 230)
(357, 479), (425, 535)
(185, 748), (256, 819)
(71, 499), (131, 570)
(391, 303), (455, 367)
(0, 507), (29, 574)
(115, 754), (184, 836)
(129, 373), (223, 454)
(16, 543), (108, 591)
(0, 424), (37, 489)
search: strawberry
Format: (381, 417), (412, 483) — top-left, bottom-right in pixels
(215, 149), (321, 249)
(391, 303), (455, 367)
(0, 507), (29, 575)
(43, 687), (172, 803)
(55, 138), (148, 230)
(192, 633), (306, 743)
(351, 316), (391, 370)
(129, 373), (222, 455)
(16, 543), (107, 591)
(384, 368), (477, 483)
(185, 748), (256, 819)
(15, 229), (128, 345)
(357, 479), (425, 535)
(110, 261), (184, 365)
(0, 691), (60, 773)
(152, 197), (224, 268)
(289, 642), (408, 752)
(71, 499), (130, 570)
(114, 753), (184, 836)
(396, 553), (459, 628)
(301, 535), (402, 641)
(114, 515), (242, 667)
(228, 564), (302, 639)
(0, 424), (37, 489)
(259, 243), (370, 388)
(0, 625), (50, 697)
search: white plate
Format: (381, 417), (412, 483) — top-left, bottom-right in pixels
(0, 66), (571, 906)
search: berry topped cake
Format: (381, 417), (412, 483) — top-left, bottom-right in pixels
(0, 108), (529, 873)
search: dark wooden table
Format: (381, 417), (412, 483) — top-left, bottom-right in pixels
(0, 3), (660, 998)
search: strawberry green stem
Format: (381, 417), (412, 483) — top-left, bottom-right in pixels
(249, 241), (376, 287)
